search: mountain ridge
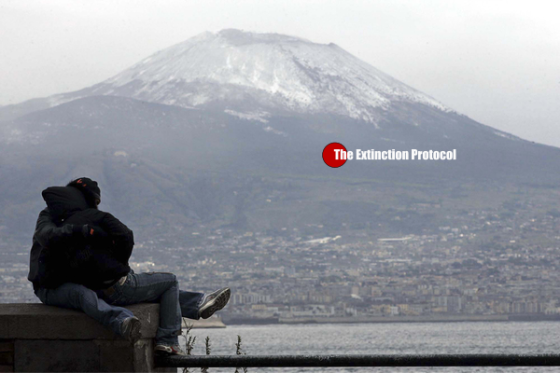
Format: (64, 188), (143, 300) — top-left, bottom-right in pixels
(0, 29), (451, 125)
(1, 29), (559, 247)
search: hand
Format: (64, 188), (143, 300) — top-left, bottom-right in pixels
(79, 224), (109, 243)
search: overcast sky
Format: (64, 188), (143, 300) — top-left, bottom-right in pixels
(1, 0), (559, 146)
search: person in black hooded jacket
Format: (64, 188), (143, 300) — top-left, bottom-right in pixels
(29, 179), (134, 291)
(29, 177), (231, 356)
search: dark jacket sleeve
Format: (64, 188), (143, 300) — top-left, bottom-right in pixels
(61, 208), (134, 265)
(29, 208), (84, 289)
(99, 212), (134, 263)
(33, 208), (83, 250)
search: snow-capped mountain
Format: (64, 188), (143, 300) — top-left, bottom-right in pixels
(0, 29), (450, 126)
(100, 29), (450, 121)
(2, 29), (560, 246)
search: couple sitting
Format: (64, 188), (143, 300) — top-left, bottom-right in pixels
(27, 177), (230, 356)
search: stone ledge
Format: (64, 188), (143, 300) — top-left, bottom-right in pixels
(0, 303), (159, 340)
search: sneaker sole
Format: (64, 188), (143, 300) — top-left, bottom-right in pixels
(200, 288), (231, 319)
(154, 347), (173, 356)
(155, 345), (183, 356)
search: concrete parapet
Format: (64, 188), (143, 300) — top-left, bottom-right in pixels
(0, 303), (173, 372)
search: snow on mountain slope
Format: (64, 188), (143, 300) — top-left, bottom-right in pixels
(0, 29), (456, 128)
(88, 29), (451, 124)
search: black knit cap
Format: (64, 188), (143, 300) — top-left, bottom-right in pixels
(67, 177), (101, 207)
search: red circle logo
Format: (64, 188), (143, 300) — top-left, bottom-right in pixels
(322, 142), (348, 168)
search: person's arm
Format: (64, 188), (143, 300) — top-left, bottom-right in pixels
(33, 208), (87, 249)
(99, 212), (135, 262)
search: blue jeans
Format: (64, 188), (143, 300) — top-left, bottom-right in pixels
(35, 272), (204, 346)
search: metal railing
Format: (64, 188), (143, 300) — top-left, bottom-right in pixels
(156, 354), (560, 368)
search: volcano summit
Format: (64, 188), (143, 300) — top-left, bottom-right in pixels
(1, 29), (449, 123)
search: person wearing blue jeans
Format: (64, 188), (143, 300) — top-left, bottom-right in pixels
(34, 270), (230, 354)
(29, 178), (231, 356)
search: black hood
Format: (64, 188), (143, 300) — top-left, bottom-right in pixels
(67, 177), (101, 208)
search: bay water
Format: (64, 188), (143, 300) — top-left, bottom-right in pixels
(179, 322), (560, 372)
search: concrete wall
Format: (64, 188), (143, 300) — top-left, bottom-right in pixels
(0, 303), (174, 372)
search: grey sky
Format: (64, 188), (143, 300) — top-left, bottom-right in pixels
(1, 0), (559, 146)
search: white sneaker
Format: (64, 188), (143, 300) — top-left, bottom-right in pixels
(154, 344), (184, 356)
(198, 287), (231, 319)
